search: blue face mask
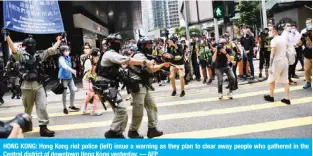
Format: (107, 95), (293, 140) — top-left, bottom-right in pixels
(306, 23), (312, 30)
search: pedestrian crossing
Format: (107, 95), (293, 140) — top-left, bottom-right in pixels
(0, 73), (311, 138)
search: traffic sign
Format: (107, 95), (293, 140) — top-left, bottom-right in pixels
(213, 5), (224, 19)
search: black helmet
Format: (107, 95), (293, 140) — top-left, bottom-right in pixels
(22, 35), (37, 55)
(170, 36), (178, 43)
(22, 35), (37, 48)
(137, 37), (152, 50)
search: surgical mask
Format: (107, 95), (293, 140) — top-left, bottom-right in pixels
(269, 31), (273, 38)
(306, 23), (312, 30)
(200, 40), (204, 44)
(243, 29), (248, 34)
(64, 51), (70, 56)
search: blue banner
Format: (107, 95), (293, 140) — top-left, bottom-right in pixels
(0, 139), (312, 156)
(3, 0), (64, 34)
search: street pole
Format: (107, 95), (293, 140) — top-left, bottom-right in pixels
(214, 18), (219, 41)
(184, 0), (190, 41)
(262, 0), (267, 28)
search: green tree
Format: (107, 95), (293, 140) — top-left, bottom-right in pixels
(189, 27), (201, 37)
(234, 1), (261, 29)
(174, 26), (186, 37)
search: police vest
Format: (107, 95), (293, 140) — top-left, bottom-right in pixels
(129, 51), (154, 86)
(20, 51), (44, 82)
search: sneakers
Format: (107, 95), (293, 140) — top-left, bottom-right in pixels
(147, 128), (163, 138)
(63, 108), (68, 114)
(104, 130), (125, 138)
(264, 95), (274, 102)
(281, 99), (291, 105)
(207, 79), (213, 85)
(180, 90), (185, 97)
(128, 131), (144, 139)
(303, 82), (311, 89)
(69, 106), (80, 111)
(90, 112), (103, 116)
(81, 106), (86, 114)
(171, 90), (176, 96)
(203, 79), (207, 84)
(218, 93), (223, 100)
(227, 92), (233, 99)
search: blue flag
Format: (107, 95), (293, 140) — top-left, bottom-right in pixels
(3, 0), (64, 34)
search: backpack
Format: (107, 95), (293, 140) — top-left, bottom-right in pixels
(286, 45), (296, 65)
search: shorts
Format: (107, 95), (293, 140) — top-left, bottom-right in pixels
(267, 60), (289, 84)
(199, 60), (212, 68)
(170, 65), (185, 77)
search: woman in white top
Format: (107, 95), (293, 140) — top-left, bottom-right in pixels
(264, 26), (290, 105)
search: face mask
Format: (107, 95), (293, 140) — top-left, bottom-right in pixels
(306, 23), (312, 30)
(25, 46), (36, 55)
(269, 31), (273, 38)
(64, 51), (70, 56)
(110, 42), (121, 52)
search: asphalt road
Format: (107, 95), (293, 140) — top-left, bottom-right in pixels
(0, 65), (311, 139)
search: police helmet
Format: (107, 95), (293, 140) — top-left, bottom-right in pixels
(106, 33), (122, 42)
(22, 35), (37, 48)
(137, 37), (152, 49)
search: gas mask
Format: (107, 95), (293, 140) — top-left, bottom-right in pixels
(22, 36), (37, 56)
(110, 41), (122, 52)
(142, 45), (152, 55)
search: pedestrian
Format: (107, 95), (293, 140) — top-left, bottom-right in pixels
(58, 45), (80, 114)
(240, 25), (255, 80)
(168, 36), (186, 97)
(264, 25), (290, 105)
(299, 18), (312, 89)
(212, 39), (236, 100)
(81, 48), (103, 116)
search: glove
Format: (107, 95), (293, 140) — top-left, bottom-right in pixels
(1, 27), (10, 37)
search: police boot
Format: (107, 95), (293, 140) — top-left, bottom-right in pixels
(39, 125), (55, 137)
(128, 131), (144, 139)
(147, 128), (163, 138)
(104, 130), (125, 138)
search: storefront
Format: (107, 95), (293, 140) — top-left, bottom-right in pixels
(73, 13), (109, 49)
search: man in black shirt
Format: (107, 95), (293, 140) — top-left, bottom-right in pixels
(212, 39), (236, 100)
(190, 37), (201, 81)
(240, 26), (255, 79)
(168, 37), (186, 97)
(299, 18), (312, 89)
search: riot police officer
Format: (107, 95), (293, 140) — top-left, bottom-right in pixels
(127, 37), (170, 139)
(95, 33), (153, 138)
(2, 28), (62, 137)
(5, 56), (22, 99)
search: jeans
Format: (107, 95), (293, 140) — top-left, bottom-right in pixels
(216, 67), (236, 93)
(62, 78), (76, 109)
(191, 53), (201, 79)
(243, 54), (254, 77)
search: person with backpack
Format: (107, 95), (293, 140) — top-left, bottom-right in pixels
(81, 48), (103, 116)
(58, 45), (80, 114)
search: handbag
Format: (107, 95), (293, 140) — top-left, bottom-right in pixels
(51, 80), (64, 95)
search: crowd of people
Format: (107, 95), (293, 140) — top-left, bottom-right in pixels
(0, 17), (311, 138)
